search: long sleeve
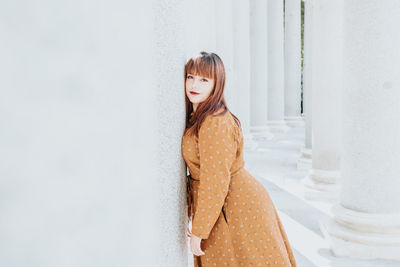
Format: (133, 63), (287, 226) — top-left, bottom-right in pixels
(191, 114), (238, 239)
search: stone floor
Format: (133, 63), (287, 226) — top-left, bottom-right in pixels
(187, 122), (400, 267)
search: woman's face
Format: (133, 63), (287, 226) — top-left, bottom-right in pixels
(185, 73), (215, 108)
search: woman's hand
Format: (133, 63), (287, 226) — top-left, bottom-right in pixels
(189, 233), (205, 256)
(187, 217), (205, 256)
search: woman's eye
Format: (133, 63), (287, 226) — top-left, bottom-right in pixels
(187, 75), (193, 79)
(201, 78), (208, 82)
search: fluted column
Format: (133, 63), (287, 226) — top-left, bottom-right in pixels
(232, 0), (257, 150)
(284, 0), (302, 127)
(323, 1), (400, 260)
(297, 0), (313, 170)
(249, 0), (272, 140)
(302, 0), (342, 201)
(266, 0), (289, 133)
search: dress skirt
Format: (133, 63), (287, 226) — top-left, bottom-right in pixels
(188, 168), (297, 267)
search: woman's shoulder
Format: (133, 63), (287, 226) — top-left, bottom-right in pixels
(202, 108), (230, 124)
(200, 109), (237, 135)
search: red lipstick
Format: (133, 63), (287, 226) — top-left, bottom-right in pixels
(190, 91), (200, 95)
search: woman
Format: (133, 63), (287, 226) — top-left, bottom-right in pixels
(181, 51), (297, 267)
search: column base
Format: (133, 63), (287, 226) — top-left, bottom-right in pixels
(249, 126), (274, 140)
(321, 204), (400, 261)
(301, 168), (340, 202)
(265, 120), (290, 133)
(243, 132), (258, 151)
(297, 147), (312, 171)
(284, 115), (304, 127)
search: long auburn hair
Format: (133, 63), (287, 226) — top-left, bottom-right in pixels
(184, 51), (241, 137)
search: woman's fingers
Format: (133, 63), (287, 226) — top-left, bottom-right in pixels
(193, 247), (205, 256)
(197, 246), (205, 256)
(192, 245), (201, 256)
(190, 237), (205, 256)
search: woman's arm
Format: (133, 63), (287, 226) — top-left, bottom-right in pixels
(191, 115), (238, 239)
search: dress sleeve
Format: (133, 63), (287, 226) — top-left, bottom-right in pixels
(191, 114), (238, 239)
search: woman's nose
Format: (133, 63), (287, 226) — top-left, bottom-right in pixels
(192, 78), (200, 88)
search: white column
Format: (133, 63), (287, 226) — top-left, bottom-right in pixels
(185, 0), (217, 55)
(297, 0), (313, 170)
(232, 0), (257, 150)
(266, 0), (289, 133)
(0, 0), (188, 266)
(302, 0), (342, 201)
(215, 0), (235, 107)
(284, 0), (303, 127)
(323, 1), (400, 261)
(249, 0), (272, 140)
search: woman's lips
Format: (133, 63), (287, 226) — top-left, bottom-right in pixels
(190, 91), (200, 95)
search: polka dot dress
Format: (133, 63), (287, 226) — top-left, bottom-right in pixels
(182, 107), (297, 267)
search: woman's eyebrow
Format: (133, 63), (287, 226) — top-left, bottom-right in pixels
(187, 73), (210, 79)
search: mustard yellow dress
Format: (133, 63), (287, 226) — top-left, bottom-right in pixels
(182, 107), (297, 267)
